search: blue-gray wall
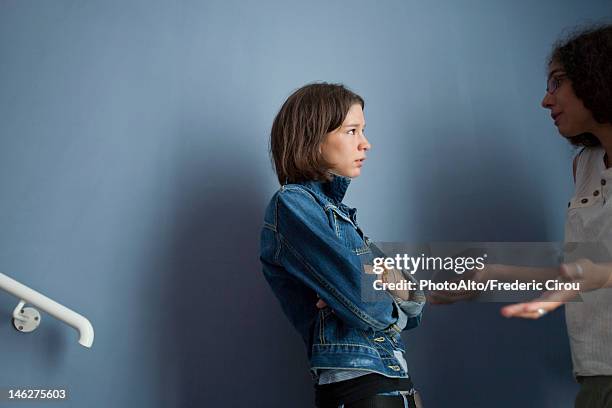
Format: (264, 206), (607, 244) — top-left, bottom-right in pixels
(1, 1), (610, 407)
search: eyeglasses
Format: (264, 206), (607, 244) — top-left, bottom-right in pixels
(546, 74), (567, 94)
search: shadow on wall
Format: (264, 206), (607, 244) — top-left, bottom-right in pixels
(150, 127), (314, 407)
(407, 124), (552, 242)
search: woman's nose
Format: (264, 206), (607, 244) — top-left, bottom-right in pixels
(541, 92), (554, 109)
(360, 133), (371, 151)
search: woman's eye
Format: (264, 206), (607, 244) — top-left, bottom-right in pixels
(347, 129), (356, 135)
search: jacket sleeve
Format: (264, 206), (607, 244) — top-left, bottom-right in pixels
(367, 241), (425, 331)
(275, 187), (398, 332)
(393, 292), (425, 331)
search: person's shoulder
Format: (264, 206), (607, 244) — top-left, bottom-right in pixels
(274, 183), (321, 207)
(574, 146), (604, 167)
(572, 146), (605, 184)
(261, 184), (326, 233)
(578, 145), (605, 157)
(264, 185), (317, 226)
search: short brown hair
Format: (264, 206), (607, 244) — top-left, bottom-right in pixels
(548, 23), (612, 147)
(270, 83), (364, 185)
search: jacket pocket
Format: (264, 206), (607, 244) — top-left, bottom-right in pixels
(327, 206), (371, 254)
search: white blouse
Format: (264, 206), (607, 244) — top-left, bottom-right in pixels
(565, 146), (612, 377)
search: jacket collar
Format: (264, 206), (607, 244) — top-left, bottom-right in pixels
(299, 174), (351, 205)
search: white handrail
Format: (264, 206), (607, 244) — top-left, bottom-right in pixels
(0, 272), (94, 348)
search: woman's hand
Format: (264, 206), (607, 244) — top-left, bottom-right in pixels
(500, 259), (611, 319)
(427, 264), (490, 304)
(553, 259), (610, 300)
(500, 301), (564, 319)
(380, 266), (412, 301)
(525, 259), (608, 303)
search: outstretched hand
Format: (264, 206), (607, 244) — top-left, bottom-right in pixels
(427, 265), (489, 304)
(500, 301), (564, 319)
(500, 259), (610, 319)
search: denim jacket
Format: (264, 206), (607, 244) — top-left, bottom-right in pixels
(260, 175), (425, 381)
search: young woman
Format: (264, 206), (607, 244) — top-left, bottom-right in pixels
(430, 24), (612, 408)
(260, 83), (425, 408)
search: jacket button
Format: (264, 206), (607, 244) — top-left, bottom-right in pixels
(581, 198), (589, 204)
(602, 179), (607, 186)
(388, 365), (401, 372)
(594, 190), (600, 196)
(374, 337), (385, 342)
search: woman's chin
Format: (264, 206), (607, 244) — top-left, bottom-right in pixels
(561, 129), (582, 139)
(331, 168), (361, 178)
(557, 125), (575, 138)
